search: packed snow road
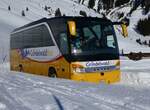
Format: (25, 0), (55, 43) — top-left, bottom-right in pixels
(120, 58), (150, 87)
(0, 59), (150, 110)
(0, 71), (150, 110)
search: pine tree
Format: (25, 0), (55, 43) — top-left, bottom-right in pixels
(115, 0), (130, 7)
(55, 8), (62, 17)
(136, 17), (150, 36)
(44, 5), (48, 11)
(22, 10), (25, 16)
(97, 0), (102, 12)
(101, 0), (114, 10)
(88, 0), (95, 9)
(8, 6), (11, 11)
(144, 5), (150, 14)
(26, 7), (29, 11)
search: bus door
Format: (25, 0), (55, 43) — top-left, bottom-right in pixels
(59, 32), (71, 79)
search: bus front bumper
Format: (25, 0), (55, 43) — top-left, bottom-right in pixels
(71, 70), (120, 84)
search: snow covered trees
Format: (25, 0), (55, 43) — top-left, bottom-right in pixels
(86, 0), (131, 11)
(142, 0), (150, 14)
(129, 0), (150, 15)
(88, 0), (95, 9)
(101, 0), (114, 10)
(115, 0), (130, 7)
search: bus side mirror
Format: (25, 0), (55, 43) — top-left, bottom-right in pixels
(121, 23), (128, 37)
(68, 21), (76, 37)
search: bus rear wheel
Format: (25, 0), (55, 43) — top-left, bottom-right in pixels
(48, 68), (57, 78)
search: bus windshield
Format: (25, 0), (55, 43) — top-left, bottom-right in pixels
(50, 18), (119, 61)
(70, 21), (118, 55)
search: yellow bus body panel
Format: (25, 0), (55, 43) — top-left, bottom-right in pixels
(71, 70), (120, 84)
(10, 49), (120, 84)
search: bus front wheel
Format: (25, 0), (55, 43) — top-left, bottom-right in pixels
(48, 68), (57, 78)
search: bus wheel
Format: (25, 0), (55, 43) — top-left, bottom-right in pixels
(48, 68), (57, 78)
(19, 64), (23, 72)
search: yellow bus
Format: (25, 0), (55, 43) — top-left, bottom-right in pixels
(10, 17), (127, 84)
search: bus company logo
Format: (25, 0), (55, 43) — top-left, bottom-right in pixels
(17, 49), (31, 58)
(17, 49), (48, 58)
(86, 61), (110, 67)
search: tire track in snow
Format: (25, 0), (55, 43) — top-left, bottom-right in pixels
(0, 70), (149, 110)
(0, 83), (32, 110)
(13, 72), (148, 110)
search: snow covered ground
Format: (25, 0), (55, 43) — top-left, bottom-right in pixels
(0, 59), (150, 110)
(120, 58), (150, 88)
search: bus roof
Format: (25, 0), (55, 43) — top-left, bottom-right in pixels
(12, 16), (112, 33)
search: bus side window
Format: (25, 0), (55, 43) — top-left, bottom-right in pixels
(21, 25), (55, 48)
(59, 33), (68, 54)
(42, 25), (55, 47)
(22, 27), (42, 48)
(107, 35), (115, 48)
(102, 25), (116, 49)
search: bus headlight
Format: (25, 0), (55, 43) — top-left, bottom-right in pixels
(74, 67), (86, 73)
(72, 64), (85, 73)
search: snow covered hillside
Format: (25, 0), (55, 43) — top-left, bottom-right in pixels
(73, 0), (150, 53)
(108, 4), (150, 53)
(0, 0), (101, 63)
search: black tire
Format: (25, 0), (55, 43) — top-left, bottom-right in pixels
(48, 68), (57, 78)
(19, 64), (23, 72)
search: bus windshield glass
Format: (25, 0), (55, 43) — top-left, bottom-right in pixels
(70, 21), (118, 55)
(50, 18), (119, 61)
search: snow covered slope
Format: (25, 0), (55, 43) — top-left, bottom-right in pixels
(0, 0), (101, 63)
(0, 0), (101, 20)
(0, 61), (150, 110)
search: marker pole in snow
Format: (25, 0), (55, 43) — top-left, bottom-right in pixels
(2, 55), (7, 63)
